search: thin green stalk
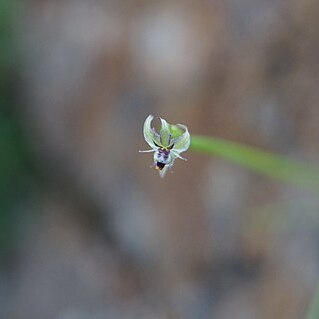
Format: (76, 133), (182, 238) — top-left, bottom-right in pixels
(190, 135), (319, 192)
(307, 284), (319, 319)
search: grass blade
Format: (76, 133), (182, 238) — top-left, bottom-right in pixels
(190, 135), (319, 192)
(307, 285), (319, 319)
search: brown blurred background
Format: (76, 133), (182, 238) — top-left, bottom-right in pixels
(1, 0), (319, 318)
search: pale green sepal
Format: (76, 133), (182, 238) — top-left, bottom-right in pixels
(143, 115), (161, 148)
(159, 118), (171, 147)
(171, 124), (191, 153)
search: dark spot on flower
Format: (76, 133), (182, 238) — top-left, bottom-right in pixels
(156, 162), (165, 170)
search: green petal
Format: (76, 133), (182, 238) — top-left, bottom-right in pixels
(143, 115), (161, 148)
(159, 118), (171, 147)
(171, 124), (190, 153)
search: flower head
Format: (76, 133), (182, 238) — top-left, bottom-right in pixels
(140, 115), (190, 177)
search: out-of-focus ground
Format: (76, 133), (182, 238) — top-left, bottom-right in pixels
(1, 1), (319, 318)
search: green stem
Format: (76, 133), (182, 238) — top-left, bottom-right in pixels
(307, 284), (319, 319)
(190, 135), (319, 192)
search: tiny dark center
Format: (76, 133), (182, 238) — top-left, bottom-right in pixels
(156, 162), (165, 170)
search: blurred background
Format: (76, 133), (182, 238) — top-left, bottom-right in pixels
(1, 0), (319, 318)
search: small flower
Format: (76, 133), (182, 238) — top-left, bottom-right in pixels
(139, 115), (190, 177)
